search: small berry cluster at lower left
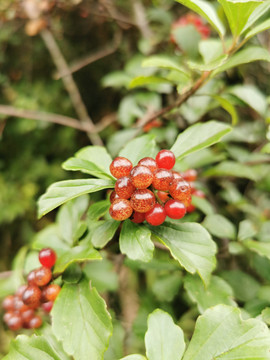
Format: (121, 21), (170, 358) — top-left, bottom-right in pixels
(2, 248), (61, 331)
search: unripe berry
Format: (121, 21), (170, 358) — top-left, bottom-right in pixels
(110, 190), (119, 203)
(7, 314), (22, 331)
(157, 191), (169, 203)
(130, 189), (155, 213)
(22, 285), (42, 308)
(28, 315), (43, 329)
(110, 157), (132, 178)
(169, 178), (191, 201)
(131, 211), (146, 224)
(182, 169), (197, 182)
(152, 169), (173, 191)
(164, 199), (186, 219)
(155, 150), (175, 170)
(2, 295), (15, 311)
(145, 203), (166, 226)
(130, 165), (153, 189)
(115, 176), (135, 199)
(35, 267), (52, 287)
(39, 248), (57, 268)
(109, 199), (133, 221)
(42, 301), (54, 313)
(138, 157), (158, 173)
(42, 284), (61, 302)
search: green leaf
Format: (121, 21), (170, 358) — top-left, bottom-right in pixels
(149, 222), (217, 286)
(211, 95), (238, 125)
(52, 279), (112, 360)
(203, 161), (259, 181)
(199, 39), (224, 64)
(32, 224), (70, 255)
(142, 55), (189, 75)
(261, 307), (270, 326)
(38, 179), (114, 218)
(242, 0), (270, 33)
(120, 356), (147, 360)
(62, 158), (114, 180)
(203, 214), (236, 240)
(238, 219), (257, 241)
(171, 121), (231, 160)
(87, 200), (110, 221)
(152, 272), (182, 302)
(245, 18), (270, 40)
(101, 71), (131, 88)
(184, 275), (236, 313)
(120, 220), (154, 262)
(183, 305), (270, 360)
(119, 134), (157, 165)
(84, 258), (118, 292)
(92, 220), (120, 248)
(175, 0), (225, 37)
(218, 0), (263, 36)
(244, 239), (270, 260)
(213, 46), (270, 75)
(129, 76), (173, 89)
(3, 334), (70, 360)
(145, 309), (185, 360)
(53, 244), (101, 274)
(191, 196), (214, 215)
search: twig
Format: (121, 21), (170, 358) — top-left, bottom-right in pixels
(132, 0), (152, 40)
(95, 112), (117, 132)
(154, 242), (169, 251)
(0, 105), (94, 132)
(40, 28), (103, 145)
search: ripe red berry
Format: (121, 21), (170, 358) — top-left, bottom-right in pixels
(27, 270), (37, 285)
(13, 296), (29, 313)
(172, 171), (183, 180)
(130, 165), (153, 189)
(164, 199), (186, 219)
(42, 301), (54, 313)
(157, 191), (169, 203)
(138, 157), (158, 173)
(2, 295), (15, 312)
(109, 199), (133, 221)
(110, 190), (119, 203)
(169, 178), (191, 201)
(7, 314), (22, 331)
(28, 315), (43, 329)
(131, 211), (146, 224)
(22, 285), (42, 308)
(145, 203), (166, 226)
(115, 176), (135, 199)
(152, 169), (173, 191)
(39, 248), (57, 268)
(21, 308), (35, 324)
(34, 267), (52, 287)
(16, 285), (28, 298)
(182, 195), (192, 208)
(182, 169), (197, 182)
(3, 311), (13, 324)
(110, 157), (132, 179)
(130, 189), (155, 213)
(155, 150), (175, 170)
(42, 284), (61, 302)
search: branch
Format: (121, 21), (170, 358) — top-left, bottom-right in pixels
(40, 28), (103, 145)
(132, 0), (152, 40)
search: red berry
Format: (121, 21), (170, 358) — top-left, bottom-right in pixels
(42, 301), (54, 313)
(28, 315), (43, 329)
(138, 157), (158, 173)
(164, 199), (186, 219)
(39, 248), (57, 268)
(130, 189), (155, 213)
(7, 314), (22, 331)
(16, 285), (28, 298)
(22, 285), (42, 308)
(21, 309), (35, 324)
(143, 119), (162, 132)
(145, 203), (166, 226)
(110, 157), (132, 179)
(34, 267), (52, 287)
(115, 176), (135, 199)
(14, 296), (29, 313)
(109, 199), (133, 221)
(172, 171), (183, 180)
(182, 195), (192, 208)
(155, 150), (175, 170)
(157, 191), (169, 203)
(182, 169), (197, 182)
(42, 284), (61, 302)
(169, 178), (191, 201)
(3, 311), (14, 324)
(27, 270), (37, 285)
(152, 169), (173, 191)
(2, 295), (15, 311)
(110, 190), (120, 203)
(130, 165), (153, 189)
(131, 211), (146, 224)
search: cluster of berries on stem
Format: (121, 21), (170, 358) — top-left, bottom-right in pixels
(109, 150), (205, 226)
(2, 248), (60, 331)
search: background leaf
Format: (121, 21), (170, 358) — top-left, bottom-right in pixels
(202, 214), (236, 240)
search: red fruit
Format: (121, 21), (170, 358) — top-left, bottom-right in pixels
(16, 285), (28, 298)
(42, 301), (53, 313)
(143, 119), (162, 132)
(22, 285), (42, 308)
(7, 314), (22, 331)
(130, 165), (153, 189)
(39, 248), (57, 268)
(169, 178), (191, 201)
(42, 284), (61, 302)
(3, 311), (14, 324)
(182, 169), (197, 182)
(21, 309), (35, 324)
(28, 315), (43, 329)
(157, 191), (170, 203)
(2, 295), (15, 311)
(172, 171), (183, 180)
(115, 176), (135, 199)
(35, 267), (52, 287)
(109, 199), (133, 221)
(138, 157), (158, 173)
(110, 157), (132, 179)
(164, 199), (186, 219)
(145, 203), (166, 226)
(110, 190), (119, 203)
(155, 150), (175, 170)
(182, 195), (192, 208)
(27, 270), (37, 285)
(14, 296), (29, 313)
(152, 169), (173, 191)
(130, 189), (156, 213)
(131, 211), (146, 224)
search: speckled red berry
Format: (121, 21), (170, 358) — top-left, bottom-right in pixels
(169, 178), (191, 201)
(27, 270), (37, 285)
(182, 169), (197, 182)
(42, 284), (61, 302)
(39, 248), (57, 268)
(2, 295), (15, 311)
(13, 296), (29, 313)
(130, 165), (153, 189)
(110, 190), (120, 203)
(3, 311), (13, 324)
(130, 189), (155, 213)
(115, 176), (135, 199)
(7, 314), (22, 331)
(110, 157), (132, 179)
(172, 171), (183, 180)
(42, 301), (54, 313)
(164, 199), (186, 219)
(22, 285), (42, 308)
(157, 191), (169, 203)
(152, 169), (173, 191)
(138, 157), (158, 173)
(109, 199), (133, 221)
(131, 211), (146, 224)
(16, 285), (28, 298)
(28, 315), (43, 329)
(34, 267), (52, 287)
(155, 150), (175, 170)
(145, 203), (166, 226)
(21, 308), (35, 324)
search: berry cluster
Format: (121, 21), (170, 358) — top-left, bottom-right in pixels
(2, 248), (60, 331)
(109, 150), (203, 226)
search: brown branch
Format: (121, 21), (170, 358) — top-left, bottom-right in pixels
(0, 105), (94, 132)
(132, 0), (152, 41)
(40, 28), (103, 145)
